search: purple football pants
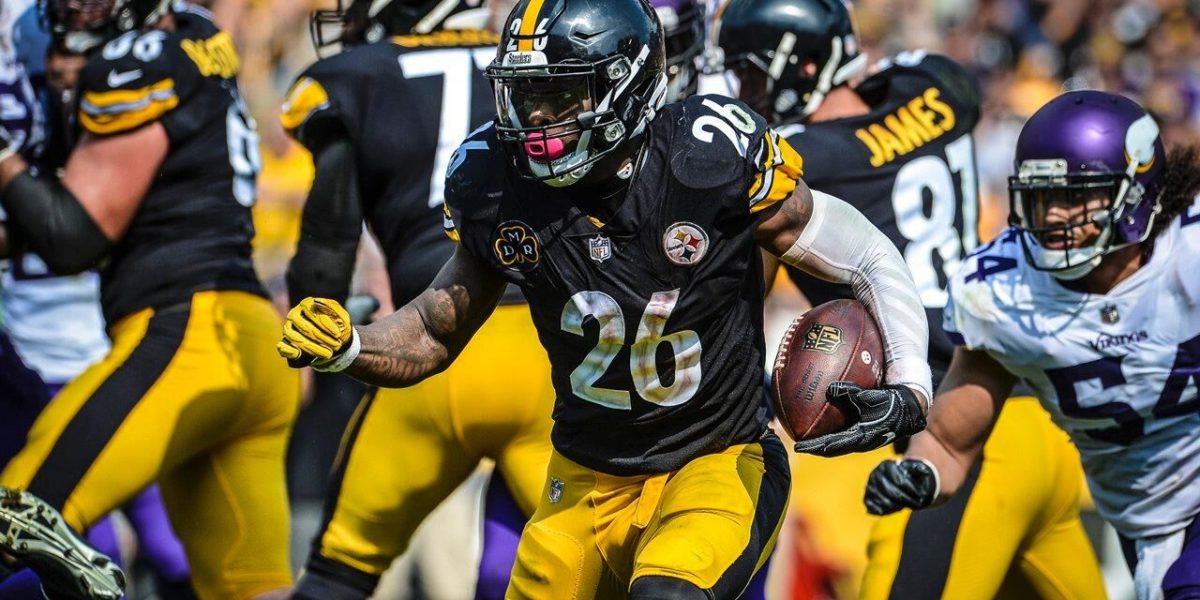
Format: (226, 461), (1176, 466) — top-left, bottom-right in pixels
(1122, 516), (1200, 600)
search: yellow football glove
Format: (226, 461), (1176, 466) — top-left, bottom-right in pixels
(277, 297), (358, 371)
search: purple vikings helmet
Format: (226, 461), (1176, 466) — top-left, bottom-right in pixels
(651, 0), (704, 102)
(1008, 90), (1166, 279)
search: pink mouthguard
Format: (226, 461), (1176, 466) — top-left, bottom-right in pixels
(524, 132), (567, 162)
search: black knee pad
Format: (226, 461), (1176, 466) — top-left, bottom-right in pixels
(291, 555), (379, 600)
(629, 575), (711, 600)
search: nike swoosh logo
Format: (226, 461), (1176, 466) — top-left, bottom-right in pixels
(107, 69), (143, 87)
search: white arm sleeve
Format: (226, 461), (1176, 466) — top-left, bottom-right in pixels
(780, 190), (933, 403)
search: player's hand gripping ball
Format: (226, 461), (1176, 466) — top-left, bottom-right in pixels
(277, 297), (354, 368)
(772, 299), (926, 456)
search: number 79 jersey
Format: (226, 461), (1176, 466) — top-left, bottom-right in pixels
(281, 30), (500, 306)
(943, 200), (1200, 538)
(445, 95), (805, 476)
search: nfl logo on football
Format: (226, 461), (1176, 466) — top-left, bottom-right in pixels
(589, 235), (612, 263)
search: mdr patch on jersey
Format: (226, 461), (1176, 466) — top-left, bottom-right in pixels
(944, 197), (1200, 538)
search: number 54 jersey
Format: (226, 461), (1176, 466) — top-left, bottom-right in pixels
(445, 95), (805, 476)
(943, 200), (1200, 539)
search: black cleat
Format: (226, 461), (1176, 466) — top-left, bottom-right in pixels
(0, 488), (125, 599)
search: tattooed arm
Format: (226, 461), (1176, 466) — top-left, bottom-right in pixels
(346, 246), (505, 386)
(280, 244), (507, 387)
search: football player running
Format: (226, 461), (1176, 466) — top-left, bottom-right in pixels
(0, 0), (299, 598)
(282, 1), (710, 597)
(717, 1), (1108, 598)
(865, 91), (1200, 600)
(279, 0), (934, 597)
(281, 1), (557, 598)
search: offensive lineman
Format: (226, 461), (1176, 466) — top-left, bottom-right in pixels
(278, 0), (934, 598)
(0, 0), (299, 598)
(716, 1), (1108, 597)
(865, 91), (1200, 600)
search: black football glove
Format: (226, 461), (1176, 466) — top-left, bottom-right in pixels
(792, 382), (926, 457)
(864, 458), (940, 515)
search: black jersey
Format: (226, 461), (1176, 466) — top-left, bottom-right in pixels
(281, 30), (500, 306)
(445, 95), (805, 475)
(76, 6), (264, 324)
(779, 51), (981, 382)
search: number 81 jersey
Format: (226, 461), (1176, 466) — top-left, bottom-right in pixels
(944, 200), (1200, 539)
(780, 51), (981, 384)
(445, 95), (805, 476)
(75, 6), (264, 324)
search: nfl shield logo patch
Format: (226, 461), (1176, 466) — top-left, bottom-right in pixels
(548, 478), (565, 504)
(589, 235), (612, 263)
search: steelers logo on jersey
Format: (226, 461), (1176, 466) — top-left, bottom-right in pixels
(663, 222), (709, 267)
(493, 221), (541, 270)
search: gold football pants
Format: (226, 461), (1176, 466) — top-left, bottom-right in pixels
(0, 291), (300, 600)
(506, 432), (791, 600)
(861, 397), (1107, 600)
(314, 304), (555, 575)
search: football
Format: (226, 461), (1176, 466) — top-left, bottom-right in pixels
(771, 299), (885, 442)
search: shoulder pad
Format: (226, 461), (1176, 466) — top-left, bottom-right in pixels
(77, 29), (209, 135)
(869, 51), (980, 128)
(445, 123), (505, 214)
(944, 229), (1027, 348)
(665, 95), (766, 190)
(280, 55), (349, 148)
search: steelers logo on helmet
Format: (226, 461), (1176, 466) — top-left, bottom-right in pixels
(485, 0), (669, 188)
(493, 220), (542, 271)
(663, 222), (709, 266)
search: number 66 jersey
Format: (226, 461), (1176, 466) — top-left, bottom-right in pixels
(445, 94), (805, 476)
(943, 199), (1200, 539)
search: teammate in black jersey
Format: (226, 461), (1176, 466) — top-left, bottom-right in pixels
(279, 0), (933, 597)
(0, 1), (299, 598)
(718, 1), (1106, 598)
(281, 1), (560, 598)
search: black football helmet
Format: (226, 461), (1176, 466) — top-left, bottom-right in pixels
(311, 0), (491, 54)
(41, 0), (172, 53)
(486, 0), (667, 188)
(716, 0), (866, 122)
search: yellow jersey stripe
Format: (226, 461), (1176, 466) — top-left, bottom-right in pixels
(749, 133), (805, 214)
(747, 131), (778, 202)
(81, 79), (175, 112)
(280, 77), (331, 133)
(80, 80), (178, 135)
(516, 0), (547, 51)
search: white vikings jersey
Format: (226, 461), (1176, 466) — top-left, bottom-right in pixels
(944, 198), (1200, 539)
(0, 256), (107, 385)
